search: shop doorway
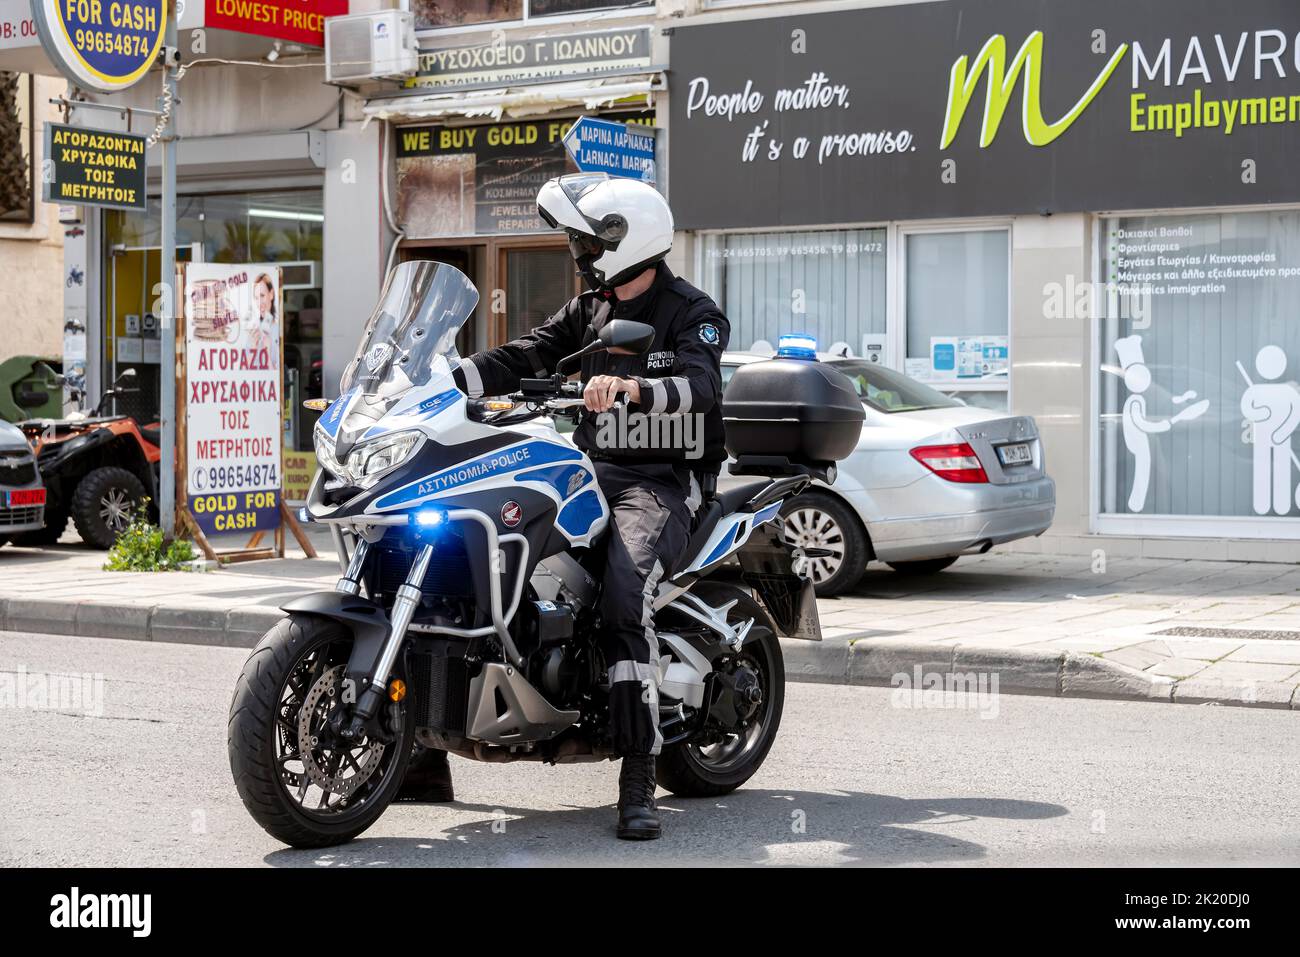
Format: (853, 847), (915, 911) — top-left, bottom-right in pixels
(400, 243), (479, 356)
(401, 237), (579, 351)
(500, 243), (579, 343)
(104, 242), (202, 423)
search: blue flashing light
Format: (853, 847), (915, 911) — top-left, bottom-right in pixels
(297, 507), (311, 524)
(777, 333), (818, 361)
(410, 508), (447, 528)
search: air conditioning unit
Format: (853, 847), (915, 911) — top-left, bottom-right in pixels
(325, 11), (419, 86)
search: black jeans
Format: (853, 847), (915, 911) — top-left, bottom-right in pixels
(592, 461), (692, 757)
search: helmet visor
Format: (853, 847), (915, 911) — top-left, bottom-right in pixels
(559, 172), (610, 206)
(566, 229), (605, 260)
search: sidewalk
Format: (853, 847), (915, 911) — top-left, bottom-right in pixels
(2, 541), (1299, 710)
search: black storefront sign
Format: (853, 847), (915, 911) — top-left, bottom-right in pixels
(395, 114), (654, 237)
(396, 120), (574, 235)
(42, 123), (147, 212)
(668, 0), (1300, 229)
(411, 26), (651, 90)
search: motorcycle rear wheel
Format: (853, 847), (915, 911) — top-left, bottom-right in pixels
(228, 613), (415, 848)
(656, 587), (786, 798)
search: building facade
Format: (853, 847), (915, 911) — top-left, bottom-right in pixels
(663, 0), (1300, 562)
(0, 70), (64, 366)
(4, 0), (1300, 558)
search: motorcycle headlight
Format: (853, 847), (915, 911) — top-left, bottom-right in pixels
(313, 422), (347, 479)
(346, 430), (422, 485)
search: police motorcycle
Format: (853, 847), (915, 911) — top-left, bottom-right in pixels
(227, 261), (865, 848)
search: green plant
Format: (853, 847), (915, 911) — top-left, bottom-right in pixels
(103, 501), (197, 572)
(0, 71), (32, 220)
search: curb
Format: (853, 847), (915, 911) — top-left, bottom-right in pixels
(784, 633), (1299, 711)
(3, 595), (1297, 711)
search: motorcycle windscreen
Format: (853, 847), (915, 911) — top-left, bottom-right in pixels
(341, 260), (479, 397)
(335, 261), (479, 450)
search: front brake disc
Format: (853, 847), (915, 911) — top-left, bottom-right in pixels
(297, 664), (386, 798)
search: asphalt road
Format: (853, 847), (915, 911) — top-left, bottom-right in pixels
(2, 629), (1297, 868)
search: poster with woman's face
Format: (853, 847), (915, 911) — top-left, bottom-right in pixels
(243, 270), (280, 371)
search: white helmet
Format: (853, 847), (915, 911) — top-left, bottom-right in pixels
(536, 172), (673, 290)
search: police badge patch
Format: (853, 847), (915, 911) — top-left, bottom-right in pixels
(698, 323), (720, 344)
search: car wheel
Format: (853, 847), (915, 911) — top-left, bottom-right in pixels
(886, 556), (958, 575)
(779, 491), (868, 597)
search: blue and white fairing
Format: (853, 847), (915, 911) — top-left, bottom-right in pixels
(334, 382), (608, 548)
(678, 500), (783, 575)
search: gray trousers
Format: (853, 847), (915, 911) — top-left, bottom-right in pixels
(593, 461), (692, 757)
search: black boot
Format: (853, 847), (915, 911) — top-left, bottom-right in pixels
(395, 745), (454, 803)
(616, 754), (661, 840)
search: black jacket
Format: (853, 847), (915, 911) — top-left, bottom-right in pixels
(453, 263), (730, 470)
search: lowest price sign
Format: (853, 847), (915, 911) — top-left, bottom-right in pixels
(183, 263), (283, 537)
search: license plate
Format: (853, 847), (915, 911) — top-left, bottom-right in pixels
(996, 442), (1033, 466)
(6, 488), (46, 507)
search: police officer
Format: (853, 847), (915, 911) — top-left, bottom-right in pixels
(398, 172), (729, 841)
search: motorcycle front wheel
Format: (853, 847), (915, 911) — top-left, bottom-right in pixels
(227, 613), (415, 848)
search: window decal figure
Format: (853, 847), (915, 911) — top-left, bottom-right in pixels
(1236, 345), (1300, 516)
(1114, 335), (1208, 512)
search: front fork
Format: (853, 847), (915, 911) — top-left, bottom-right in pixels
(336, 537), (434, 738)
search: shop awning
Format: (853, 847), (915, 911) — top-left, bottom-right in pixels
(361, 72), (664, 124)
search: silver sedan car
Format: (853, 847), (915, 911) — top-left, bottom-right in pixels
(721, 353), (1056, 595)
(0, 419), (45, 547)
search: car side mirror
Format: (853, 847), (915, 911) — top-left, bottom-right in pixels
(599, 320), (654, 356)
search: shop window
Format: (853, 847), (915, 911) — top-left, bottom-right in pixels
(529, 0), (651, 15)
(0, 72), (34, 224)
(1097, 210), (1300, 529)
(505, 247), (574, 343)
(699, 228), (886, 357)
(902, 229), (1009, 411)
(103, 189), (324, 452)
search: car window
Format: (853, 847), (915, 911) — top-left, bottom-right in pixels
(827, 359), (964, 414)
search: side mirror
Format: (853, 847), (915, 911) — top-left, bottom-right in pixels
(114, 369), (138, 386)
(599, 320), (654, 356)
(557, 319), (657, 373)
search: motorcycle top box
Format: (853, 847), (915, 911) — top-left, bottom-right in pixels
(722, 348), (865, 469)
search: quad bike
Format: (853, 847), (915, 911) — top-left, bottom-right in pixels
(16, 368), (161, 548)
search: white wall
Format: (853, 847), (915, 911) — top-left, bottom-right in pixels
(1007, 214), (1092, 539)
(323, 117), (387, 394)
(0, 74), (64, 362)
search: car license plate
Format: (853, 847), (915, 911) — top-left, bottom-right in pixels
(996, 442), (1032, 467)
(6, 488), (46, 507)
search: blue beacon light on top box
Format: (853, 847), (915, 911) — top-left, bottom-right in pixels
(777, 334), (818, 360)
